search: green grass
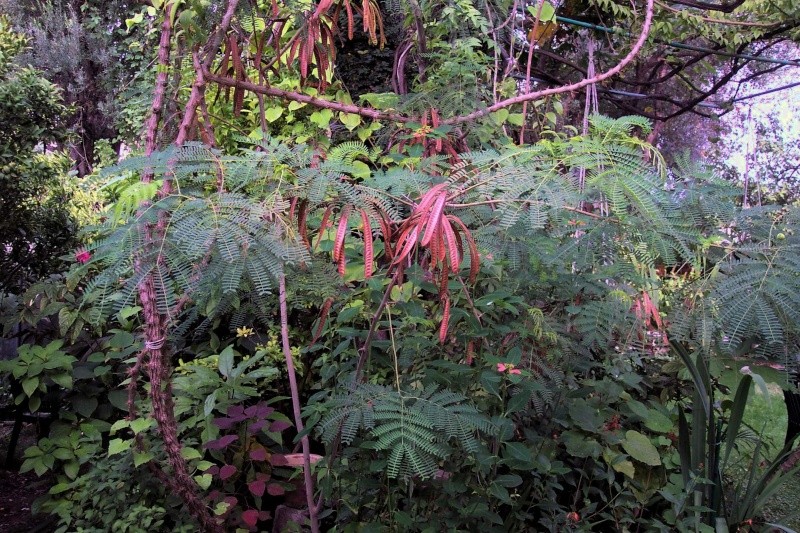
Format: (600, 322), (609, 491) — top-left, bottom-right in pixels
(717, 360), (800, 530)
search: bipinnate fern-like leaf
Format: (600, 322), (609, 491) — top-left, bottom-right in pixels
(81, 143), (312, 328)
(670, 205), (800, 363)
(318, 384), (496, 479)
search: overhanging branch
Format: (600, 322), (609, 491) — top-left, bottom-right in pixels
(201, 0), (655, 128)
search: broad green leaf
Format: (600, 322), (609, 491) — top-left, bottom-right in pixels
(351, 161), (370, 180)
(28, 395), (41, 413)
(357, 127), (372, 142)
(493, 109), (510, 124)
(195, 473), (213, 490)
(527, 1), (556, 22)
(505, 388), (531, 414)
(218, 346), (234, 378)
(21, 377), (39, 397)
(51, 448), (73, 461)
(181, 447), (202, 460)
(613, 459), (636, 478)
(568, 399), (602, 431)
(489, 481), (511, 503)
(108, 438), (132, 457)
(117, 306), (142, 321)
(196, 460), (214, 471)
(507, 113), (524, 126)
(49, 483), (72, 495)
(110, 331), (135, 349)
(204, 390), (218, 416)
(110, 419), (130, 434)
(643, 410), (673, 433)
(265, 107), (283, 122)
(130, 417), (153, 434)
(63, 460), (79, 480)
(310, 109), (334, 129)
(359, 92), (399, 109)
(495, 474), (523, 487)
(503, 442), (533, 464)
(50, 373), (72, 389)
(108, 390), (128, 411)
(72, 396), (98, 418)
(133, 451), (154, 467)
(622, 430), (661, 466)
(339, 112), (362, 131)
(562, 430), (602, 459)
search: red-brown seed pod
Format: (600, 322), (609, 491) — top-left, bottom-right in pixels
(421, 192), (446, 246)
(393, 226), (419, 266)
(361, 209), (374, 278)
(333, 205), (352, 264)
(344, 0), (355, 39)
(376, 212), (394, 260)
(448, 215), (479, 282)
(338, 248), (347, 276)
(312, 297), (334, 342)
(466, 340), (475, 365)
(439, 297), (451, 344)
(431, 108), (443, 152)
(440, 215), (460, 273)
(297, 200), (309, 247)
(315, 205), (334, 251)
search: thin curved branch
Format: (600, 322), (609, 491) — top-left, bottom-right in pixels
(278, 274), (320, 533)
(668, 0), (745, 13)
(655, 0), (782, 27)
(443, 0), (655, 125)
(203, 0), (655, 128)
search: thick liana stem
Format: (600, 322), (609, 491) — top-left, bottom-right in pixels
(278, 273), (320, 533)
(133, 2), (228, 531)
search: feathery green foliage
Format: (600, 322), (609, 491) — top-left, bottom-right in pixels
(319, 383), (496, 479)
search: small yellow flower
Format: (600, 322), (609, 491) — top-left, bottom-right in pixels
(236, 326), (254, 338)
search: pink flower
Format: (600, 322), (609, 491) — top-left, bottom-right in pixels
(497, 362), (521, 375)
(75, 250), (91, 264)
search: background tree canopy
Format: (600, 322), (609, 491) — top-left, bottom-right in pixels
(0, 15), (78, 293)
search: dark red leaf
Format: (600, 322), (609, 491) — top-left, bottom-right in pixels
(248, 479), (266, 497)
(270, 454), (288, 466)
(250, 447), (269, 461)
(258, 511), (271, 520)
(269, 420), (292, 432)
(228, 404), (245, 417)
(207, 466), (220, 475)
(241, 509), (259, 528)
(219, 464), (237, 480)
(247, 419), (267, 434)
(213, 417), (236, 430)
(204, 434), (238, 450)
(245, 403), (273, 419)
(267, 483), (285, 496)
